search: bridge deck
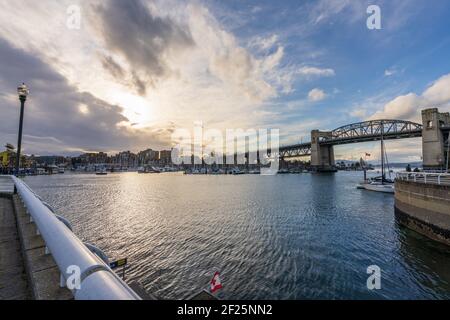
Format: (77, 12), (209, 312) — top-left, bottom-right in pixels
(0, 195), (31, 300)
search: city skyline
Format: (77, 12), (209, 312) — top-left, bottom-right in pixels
(0, 1), (449, 161)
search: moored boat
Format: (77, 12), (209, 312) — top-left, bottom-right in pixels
(95, 168), (108, 175)
(357, 124), (395, 194)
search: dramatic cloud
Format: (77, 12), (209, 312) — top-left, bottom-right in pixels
(94, 0), (195, 95)
(0, 0), (444, 162)
(368, 73), (450, 121)
(0, 38), (171, 155)
(0, 0), (297, 154)
(308, 88), (327, 102)
(100, 55), (125, 79)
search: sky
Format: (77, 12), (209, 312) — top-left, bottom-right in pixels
(0, 0), (449, 162)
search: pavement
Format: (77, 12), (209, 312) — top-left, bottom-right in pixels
(0, 195), (30, 300)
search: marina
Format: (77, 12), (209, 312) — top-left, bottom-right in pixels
(1, 1), (450, 307)
(0, 106), (449, 300)
(1, 171), (446, 300)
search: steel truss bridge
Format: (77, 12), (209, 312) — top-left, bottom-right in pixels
(277, 119), (423, 158)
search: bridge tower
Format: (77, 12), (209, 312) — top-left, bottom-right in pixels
(310, 130), (336, 172)
(421, 108), (450, 171)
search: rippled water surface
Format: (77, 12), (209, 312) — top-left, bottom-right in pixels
(23, 172), (450, 299)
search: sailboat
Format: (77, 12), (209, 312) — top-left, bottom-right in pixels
(357, 125), (395, 194)
(95, 167), (108, 175)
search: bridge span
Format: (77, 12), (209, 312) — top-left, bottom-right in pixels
(275, 108), (449, 172)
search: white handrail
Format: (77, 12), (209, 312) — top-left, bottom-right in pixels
(10, 176), (141, 300)
(396, 171), (450, 186)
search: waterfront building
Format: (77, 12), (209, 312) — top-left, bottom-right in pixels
(111, 151), (138, 168)
(138, 148), (159, 165)
(0, 144), (31, 173)
(79, 152), (108, 165)
(159, 150), (172, 165)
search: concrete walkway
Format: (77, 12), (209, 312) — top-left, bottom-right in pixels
(0, 196), (30, 300)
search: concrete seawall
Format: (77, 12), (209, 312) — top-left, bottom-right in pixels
(395, 179), (450, 246)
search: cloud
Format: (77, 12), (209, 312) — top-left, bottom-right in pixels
(250, 34), (279, 51)
(0, 38), (171, 155)
(384, 69), (396, 77)
(349, 109), (368, 118)
(310, 0), (366, 25)
(93, 0), (195, 95)
(422, 73), (450, 105)
(100, 55), (125, 79)
(368, 73), (450, 121)
(369, 93), (422, 120)
(308, 88), (327, 102)
(298, 66), (335, 78)
(0, 0), (298, 155)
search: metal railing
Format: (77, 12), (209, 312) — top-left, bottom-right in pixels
(396, 171), (450, 186)
(9, 175), (141, 300)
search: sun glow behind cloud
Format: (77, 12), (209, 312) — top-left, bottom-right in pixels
(0, 0), (298, 132)
(0, 0), (449, 161)
(109, 92), (154, 128)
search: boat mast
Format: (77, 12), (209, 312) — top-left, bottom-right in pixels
(381, 121), (385, 184)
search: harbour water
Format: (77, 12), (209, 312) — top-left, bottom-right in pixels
(23, 172), (450, 300)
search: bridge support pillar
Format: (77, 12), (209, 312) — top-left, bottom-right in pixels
(310, 130), (336, 172)
(422, 108), (450, 171)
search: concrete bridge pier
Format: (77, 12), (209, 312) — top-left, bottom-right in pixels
(310, 130), (336, 172)
(422, 108), (450, 171)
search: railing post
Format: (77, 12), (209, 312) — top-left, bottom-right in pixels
(60, 273), (66, 288)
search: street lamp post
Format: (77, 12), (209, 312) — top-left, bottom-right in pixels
(15, 83), (29, 178)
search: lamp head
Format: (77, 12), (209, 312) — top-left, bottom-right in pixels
(17, 83), (29, 100)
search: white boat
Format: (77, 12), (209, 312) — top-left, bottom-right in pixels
(150, 166), (161, 173)
(95, 168), (108, 175)
(358, 125), (395, 194)
(357, 181), (394, 193)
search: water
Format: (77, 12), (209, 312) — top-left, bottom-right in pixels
(23, 172), (450, 300)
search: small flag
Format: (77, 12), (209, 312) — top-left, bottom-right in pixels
(210, 272), (223, 293)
